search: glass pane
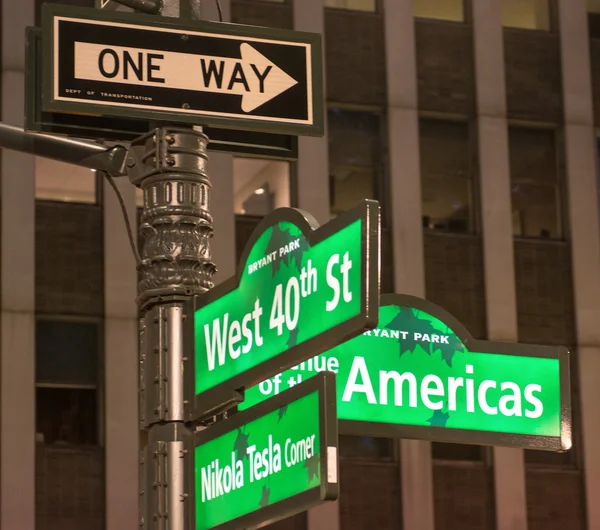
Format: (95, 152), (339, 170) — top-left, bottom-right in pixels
(330, 167), (375, 215)
(339, 435), (393, 459)
(328, 109), (381, 168)
(36, 387), (98, 445)
(419, 119), (473, 233)
(432, 442), (485, 461)
(36, 320), (99, 387)
(422, 175), (472, 232)
(502, 0), (550, 30)
(36, 158), (97, 203)
(233, 158), (290, 216)
(325, 0), (376, 12)
(509, 127), (557, 184)
(414, 0), (464, 22)
(511, 183), (560, 238)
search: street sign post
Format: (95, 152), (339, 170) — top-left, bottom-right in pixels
(240, 294), (572, 452)
(41, 5), (323, 136)
(188, 373), (338, 530)
(185, 200), (380, 421)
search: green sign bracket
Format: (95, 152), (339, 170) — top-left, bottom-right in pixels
(185, 200), (381, 422)
(241, 294), (572, 452)
(190, 372), (339, 530)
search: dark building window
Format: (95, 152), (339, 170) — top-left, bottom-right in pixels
(502, 0), (551, 31)
(589, 1), (600, 38)
(420, 118), (475, 234)
(414, 0), (465, 22)
(432, 442), (487, 462)
(35, 319), (100, 445)
(233, 158), (291, 216)
(328, 108), (384, 218)
(339, 435), (394, 460)
(509, 127), (562, 239)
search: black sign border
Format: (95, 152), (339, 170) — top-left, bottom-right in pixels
(184, 199), (381, 422)
(337, 293), (572, 452)
(26, 25), (299, 160)
(190, 372), (339, 530)
(41, 4), (324, 137)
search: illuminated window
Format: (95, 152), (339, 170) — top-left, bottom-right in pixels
(328, 108), (382, 217)
(36, 319), (100, 446)
(325, 0), (376, 12)
(36, 157), (97, 203)
(233, 158), (291, 217)
(509, 127), (562, 239)
(414, 0), (464, 22)
(502, 0), (550, 31)
(420, 119), (475, 234)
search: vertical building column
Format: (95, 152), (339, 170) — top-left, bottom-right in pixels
(384, 1), (434, 529)
(294, 0), (330, 225)
(472, 2), (528, 530)
(1, 0), (36, 528)
(202, 0), (236, 283)
(295, 2), (338, 529)
(103, 179), (138, 530)
(557, 1), (600, 528)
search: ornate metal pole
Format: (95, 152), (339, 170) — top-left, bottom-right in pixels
(129, 4), (216, 529)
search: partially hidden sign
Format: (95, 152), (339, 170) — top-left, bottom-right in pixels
(186, 200), (380, 421)
(240, 294), (572, 452)
(192, 373), (338, 530)
(41, 5), (323, 136)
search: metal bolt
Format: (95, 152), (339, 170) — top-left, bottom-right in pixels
(127, 156), (136, 168)
(181, 34), (189, 41)
(182, 103), (190, 109)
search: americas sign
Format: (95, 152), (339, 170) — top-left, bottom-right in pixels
(241, 294), (572, 452)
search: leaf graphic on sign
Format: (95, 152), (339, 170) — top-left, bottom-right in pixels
(385, 307), (438, 357)
(438, 333), (465, 367)
(427, 410), (450, 427)
(304, 453), (320, 484)
(277, 404), (288, 423)
(265, 223), (292, 277)
(259, 484), (271, 508)
(287, 327), (300, 348)
(234, 428), (250, 460)
(286, 235), (310, 272)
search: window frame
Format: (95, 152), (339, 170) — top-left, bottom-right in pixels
(508, 122), (565, 241)
(35, 314), (105, 447)
(419, 114), (480, 235)
(327, 103), (388, 224)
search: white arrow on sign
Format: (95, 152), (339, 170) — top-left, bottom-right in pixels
(73, 42), (298, 112)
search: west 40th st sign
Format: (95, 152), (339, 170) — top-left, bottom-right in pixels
(41, 5), (323, 136)
(185, 200), (380, 421)
(241, 294), (572, 452)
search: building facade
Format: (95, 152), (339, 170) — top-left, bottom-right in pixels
(2, 0), (600, 529)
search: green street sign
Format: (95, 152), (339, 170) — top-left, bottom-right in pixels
(240, 294), (572, 452)
(185, 200), (380, 421)
(191, 372), (338, 530)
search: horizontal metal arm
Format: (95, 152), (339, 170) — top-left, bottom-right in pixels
(0, 123), (128, 175)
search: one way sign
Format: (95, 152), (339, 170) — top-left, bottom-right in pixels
(41, 5), (324, 136)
